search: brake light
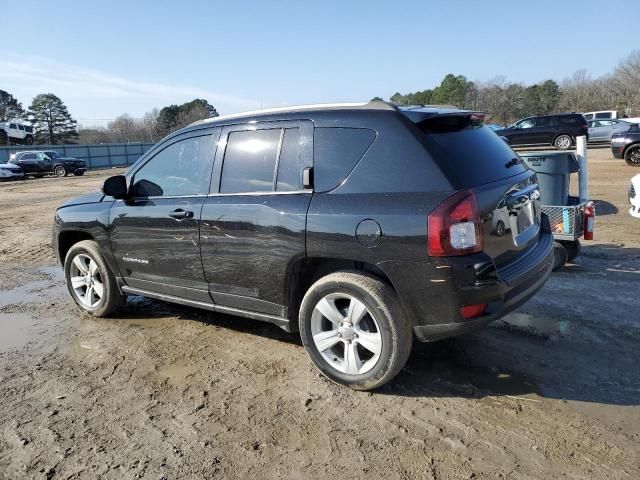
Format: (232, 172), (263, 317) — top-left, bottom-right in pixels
(428, 190), (482, 256)
(460, 303), (487, 319)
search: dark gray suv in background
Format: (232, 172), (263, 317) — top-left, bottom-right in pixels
(53, 102), (553, 390)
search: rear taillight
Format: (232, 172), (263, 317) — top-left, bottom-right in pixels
(428, 190), (482, 256)
(460, 303), (487, 319)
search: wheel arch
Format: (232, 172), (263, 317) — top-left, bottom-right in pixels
(285, 257), (396, 328)
(57, 230), (95, 264)
(623, 141), (640, 157)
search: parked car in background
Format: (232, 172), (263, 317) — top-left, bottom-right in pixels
(583, 110), (618, 121)
(9, 150), (86, 177)
(612, 124), (640, 166)
(495, 113), (589, 150)
(0, 161), (24, 180)
(0, 120), (35, 145)
(629, 174), (640, 217)
(588, 119), (634, 143)
(53, 102), (554, 390)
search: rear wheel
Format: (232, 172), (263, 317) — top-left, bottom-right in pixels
(552, 241), (568, 271)
(25, 135), (34, 145)
(554, 135), (572, 150)
(299, 271), (412, 391)
(562, 240), (581, 263)
(625, 145), (640, 167)
(54, 165), (67, 177)
(64, 240), (125, 317)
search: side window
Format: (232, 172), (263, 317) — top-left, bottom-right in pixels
(518, 119), (535, 129)
(131, 136), (213, 197)
(25, 126), (33, 133)
(313, 127), (376, 192)
(18, 125), (24, 131)
(9, 123), (17, 129)
(583, 114), (593, 120)
(276, 128), (302, 191)
(595, 112), (611, 119)
(535, 117), (550, 127)
(220, 129), (281, 193)
(589, 121), (599, 127)
(22, 153), (35, 160)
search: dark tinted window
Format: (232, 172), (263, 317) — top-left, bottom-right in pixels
(220, 129), (281, 193)
(21, 153), (35, 160)
(132, 136), (213, 197)
(419, 116), (528, 187)
(313, 127), (376, 192)
(595, 112), (612, 119)
(276, 128), (302, 191)
(9, 123), (16, 129)
(25, 126), (33, 133)
(558, 116), (578, 125)
(535, 117), (550, 127)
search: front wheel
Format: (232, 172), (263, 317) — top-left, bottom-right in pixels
(64, 240), (126, 317)
(554, 134), (572, 150)
(54, 165), (67, 177)
(625, 145), (640, 167)
(299, 271), (412, 391)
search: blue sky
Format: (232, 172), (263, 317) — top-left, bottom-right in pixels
(2, 0), (637, 126)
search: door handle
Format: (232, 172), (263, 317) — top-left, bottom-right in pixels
(169, 209), (194, 219)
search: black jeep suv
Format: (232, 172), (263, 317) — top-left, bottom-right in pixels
(53, 102), (553, 390)
(495, 113), (589, 150)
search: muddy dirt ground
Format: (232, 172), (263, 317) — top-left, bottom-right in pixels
(0, 148), (639, 479)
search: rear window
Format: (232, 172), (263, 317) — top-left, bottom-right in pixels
(418, 115), (528, 187)
(595, 112), (612, 119)
(313, 127), (376, 191)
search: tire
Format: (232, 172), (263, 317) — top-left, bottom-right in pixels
(496, 220), (506, 237)
(74, 170), (85, 176)
(64, 240), (126, 317)
(299, 271), (412, 391)
(624, 145), (640, 167)
(554, 134), (572, 150)
(552, 241), (568, 271)
(25, 135), (34, 145)
(562, 240), (581, 263)
(54, 165), (67, 177)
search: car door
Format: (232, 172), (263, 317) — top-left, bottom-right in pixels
(530, 116), (554, 144)
(200, 121), (313, 318)
(589, 120), (607, 141)
(508, 118), (536, 145)
(35, 152), (53, 172)
(109, 130), (219, 302)
(15, 152), (38, 174)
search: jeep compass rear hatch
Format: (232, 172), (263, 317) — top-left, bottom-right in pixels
(411, 110), (542, 268)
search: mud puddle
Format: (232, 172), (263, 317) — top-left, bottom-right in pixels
(0, 312), (38, 353)
(0, 267), (65, 308)
(493, 312), (572, 338)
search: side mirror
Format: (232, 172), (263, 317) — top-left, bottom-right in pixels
(102, 175), (128, 199)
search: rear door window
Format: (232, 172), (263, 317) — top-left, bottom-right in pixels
(220, 129), (281, 194)
(313, 127), (376, 192)
(419, 115), (528, 187)
(275, 128), (303, 191)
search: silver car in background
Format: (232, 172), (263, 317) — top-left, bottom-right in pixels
(588, 119), (635, 143)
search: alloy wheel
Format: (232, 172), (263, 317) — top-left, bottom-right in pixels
(556, 136), (571, 149)
(627, 147), (640, 166)
(55, 166), (66, 177)
(69, 253), (104, 309)
(310, 293), (382, 375)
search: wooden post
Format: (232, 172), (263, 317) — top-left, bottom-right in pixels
(576, 135), (588, 202)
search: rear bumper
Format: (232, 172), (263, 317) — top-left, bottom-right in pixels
(385, 231), (554, 342)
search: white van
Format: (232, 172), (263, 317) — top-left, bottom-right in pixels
(582, 110), (618, 121)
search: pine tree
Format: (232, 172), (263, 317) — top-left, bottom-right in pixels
(0, 90), (25, 122)
(27, 93), (78, 144)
